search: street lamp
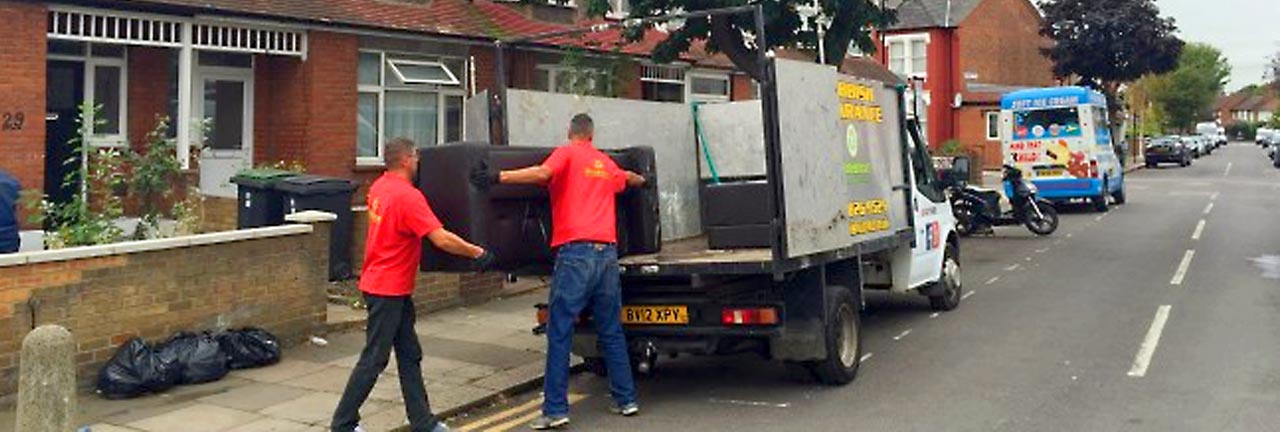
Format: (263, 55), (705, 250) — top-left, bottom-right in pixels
(796, 0), (831, 65)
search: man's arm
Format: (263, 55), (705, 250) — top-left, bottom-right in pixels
(624, 170), (646, 188)
(426, 229), (485, 259)
(500, 166), (552, 186)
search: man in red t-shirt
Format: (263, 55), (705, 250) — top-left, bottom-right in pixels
(474, 114), (646, 430)
(333, 138), (492, 432)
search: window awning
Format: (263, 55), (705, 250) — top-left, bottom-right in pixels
(47, 7), (306, 57)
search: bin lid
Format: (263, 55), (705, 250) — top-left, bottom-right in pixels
(231, 169), (301, 188)
(276, 174), (357, 194)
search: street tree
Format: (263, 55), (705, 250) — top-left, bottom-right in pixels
(1038, 0), (1183, 134)
(1151, 43), (1231, 132)
(583, 0), (895, 78)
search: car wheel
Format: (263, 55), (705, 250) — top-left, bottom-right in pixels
(1092, 179), (1110, 212)
(1113, 185), (1126, 205)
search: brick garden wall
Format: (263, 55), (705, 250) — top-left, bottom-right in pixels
(0, 222), (331, 396)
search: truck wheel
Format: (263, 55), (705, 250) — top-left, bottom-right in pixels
(928, 243), (963, 311)
(807, 287), (862, 385)
(1092, 180), (1110, 213)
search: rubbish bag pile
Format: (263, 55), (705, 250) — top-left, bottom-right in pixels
(97, 327), (281, 399)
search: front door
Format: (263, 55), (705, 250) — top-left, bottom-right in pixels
(196, 67), (254, 198)
(45, 60), (85, 211)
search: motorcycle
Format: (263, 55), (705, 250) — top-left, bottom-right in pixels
(939, 159), (1059, 236)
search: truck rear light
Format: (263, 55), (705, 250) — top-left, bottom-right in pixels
(721, 307), (779, 325)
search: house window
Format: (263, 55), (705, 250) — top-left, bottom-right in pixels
(607, 0), (630, 18)
(357, 50), (466, 164)
(642, 64), (685, 103)
(886, 34), (928, 79)
(535, 65), (612, 97)
(688, 73), (731, 103)
(47, 41), (128, 147)
(985, 111), (1000, 140)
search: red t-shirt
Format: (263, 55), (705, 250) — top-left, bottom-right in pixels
(542, 140), (628, 247)
(358, 173), (444, 297)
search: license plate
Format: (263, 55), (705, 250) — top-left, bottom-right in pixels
(622, 306), (688, 325)
(1036, 168), (1064, 177)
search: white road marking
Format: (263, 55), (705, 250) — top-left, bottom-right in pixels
(893, 329), (913, 341)
(1035, 248), (1050, 254)
(1224, 162), (1232, 177)
(708, 398), (792, 409)
(1210, 191), (1220, 201)
(985, 276), (1000, 285)
(1005, 264), (1021, 272)
(929, 312), (940, 319)
(1054, 240), (1063, 245)
(1204, 202), (1214, 215)
(860, 353), (874, 362)
(1170, 250), (1195, 285)
(1066, 233), (1074, 238)
(1127, 305), (1172, 378)
(961, 291), (976, 300)
(1192, 219), (1205, 241)
(1095, 213), (1110, 222)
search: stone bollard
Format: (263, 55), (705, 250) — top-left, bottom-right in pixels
(16, 325), (77, 432)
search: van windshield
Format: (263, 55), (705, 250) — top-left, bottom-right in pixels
(1012, 107), (1082, 140)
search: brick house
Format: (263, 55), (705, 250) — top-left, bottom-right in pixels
(1217, 91), (1278, 125)
(0, 0), (756, 235)
(871, 0), (1058, 167)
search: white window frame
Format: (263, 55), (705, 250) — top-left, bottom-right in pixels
(48, 42), (129, 148)
(641, 63), (687, 103)
(536, 64), (612, 96)
(357, 50), (467, 166)
(985, 111), (1000, 141)
(687, 71), (731, 104)
(885, 33), (929, 80)
(387, 59), (461, 86)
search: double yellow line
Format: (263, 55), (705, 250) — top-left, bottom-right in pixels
(456, 394), (588, 432)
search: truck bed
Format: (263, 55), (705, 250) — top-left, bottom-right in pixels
(619, 230), (914, 277)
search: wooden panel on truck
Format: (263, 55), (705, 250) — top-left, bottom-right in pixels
(774, 59), (908, 258)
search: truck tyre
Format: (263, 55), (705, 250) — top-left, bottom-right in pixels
(807, 287), (862, 385)
(928, 243), (963, 311)
(1092, 179), (1110, 213)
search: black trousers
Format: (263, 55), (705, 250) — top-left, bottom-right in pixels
(332, 294), (438, 432)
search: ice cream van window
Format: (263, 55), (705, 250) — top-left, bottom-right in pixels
(1012, 107), (1082, 140)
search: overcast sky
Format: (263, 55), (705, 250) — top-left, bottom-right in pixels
(1156, 0), (1279, 91)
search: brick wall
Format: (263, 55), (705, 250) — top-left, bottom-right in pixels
(127, 47), (171, 151)
(957, 0), (1056, 88)
(302, 31), (359, 178)
(954, 105), (1001, 169)
(350, 209), (505, 312)
(731, 74), (754, 101)
(0, 1), (47, 228)
(0, 222), (331, 396)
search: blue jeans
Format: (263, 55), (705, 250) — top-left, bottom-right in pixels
(543, 242), (636, 417)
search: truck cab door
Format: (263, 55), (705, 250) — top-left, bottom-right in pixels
(905, 121), (951, 288)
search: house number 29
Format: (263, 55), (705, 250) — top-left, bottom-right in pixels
(1, 112), (24, 131)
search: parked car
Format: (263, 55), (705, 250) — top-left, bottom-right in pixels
(1181, 136), (1206, 158)
(1258, 128), (1275, 147)
(1145, 136), (1192, 168)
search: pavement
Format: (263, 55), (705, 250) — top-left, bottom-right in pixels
(452, 143), (1280, 431)
(0, 282), (568, 432)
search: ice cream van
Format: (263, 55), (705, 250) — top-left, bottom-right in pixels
(1000, 87), (1125, 212)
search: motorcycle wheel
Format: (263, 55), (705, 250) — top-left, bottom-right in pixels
(1024, 201), (1059, 236)
(952, 201), (978, 237)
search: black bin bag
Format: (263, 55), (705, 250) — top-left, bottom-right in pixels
(96, 338), (180, 399)
(217, 328), (282, 370)
(157, 332), (229, 385)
